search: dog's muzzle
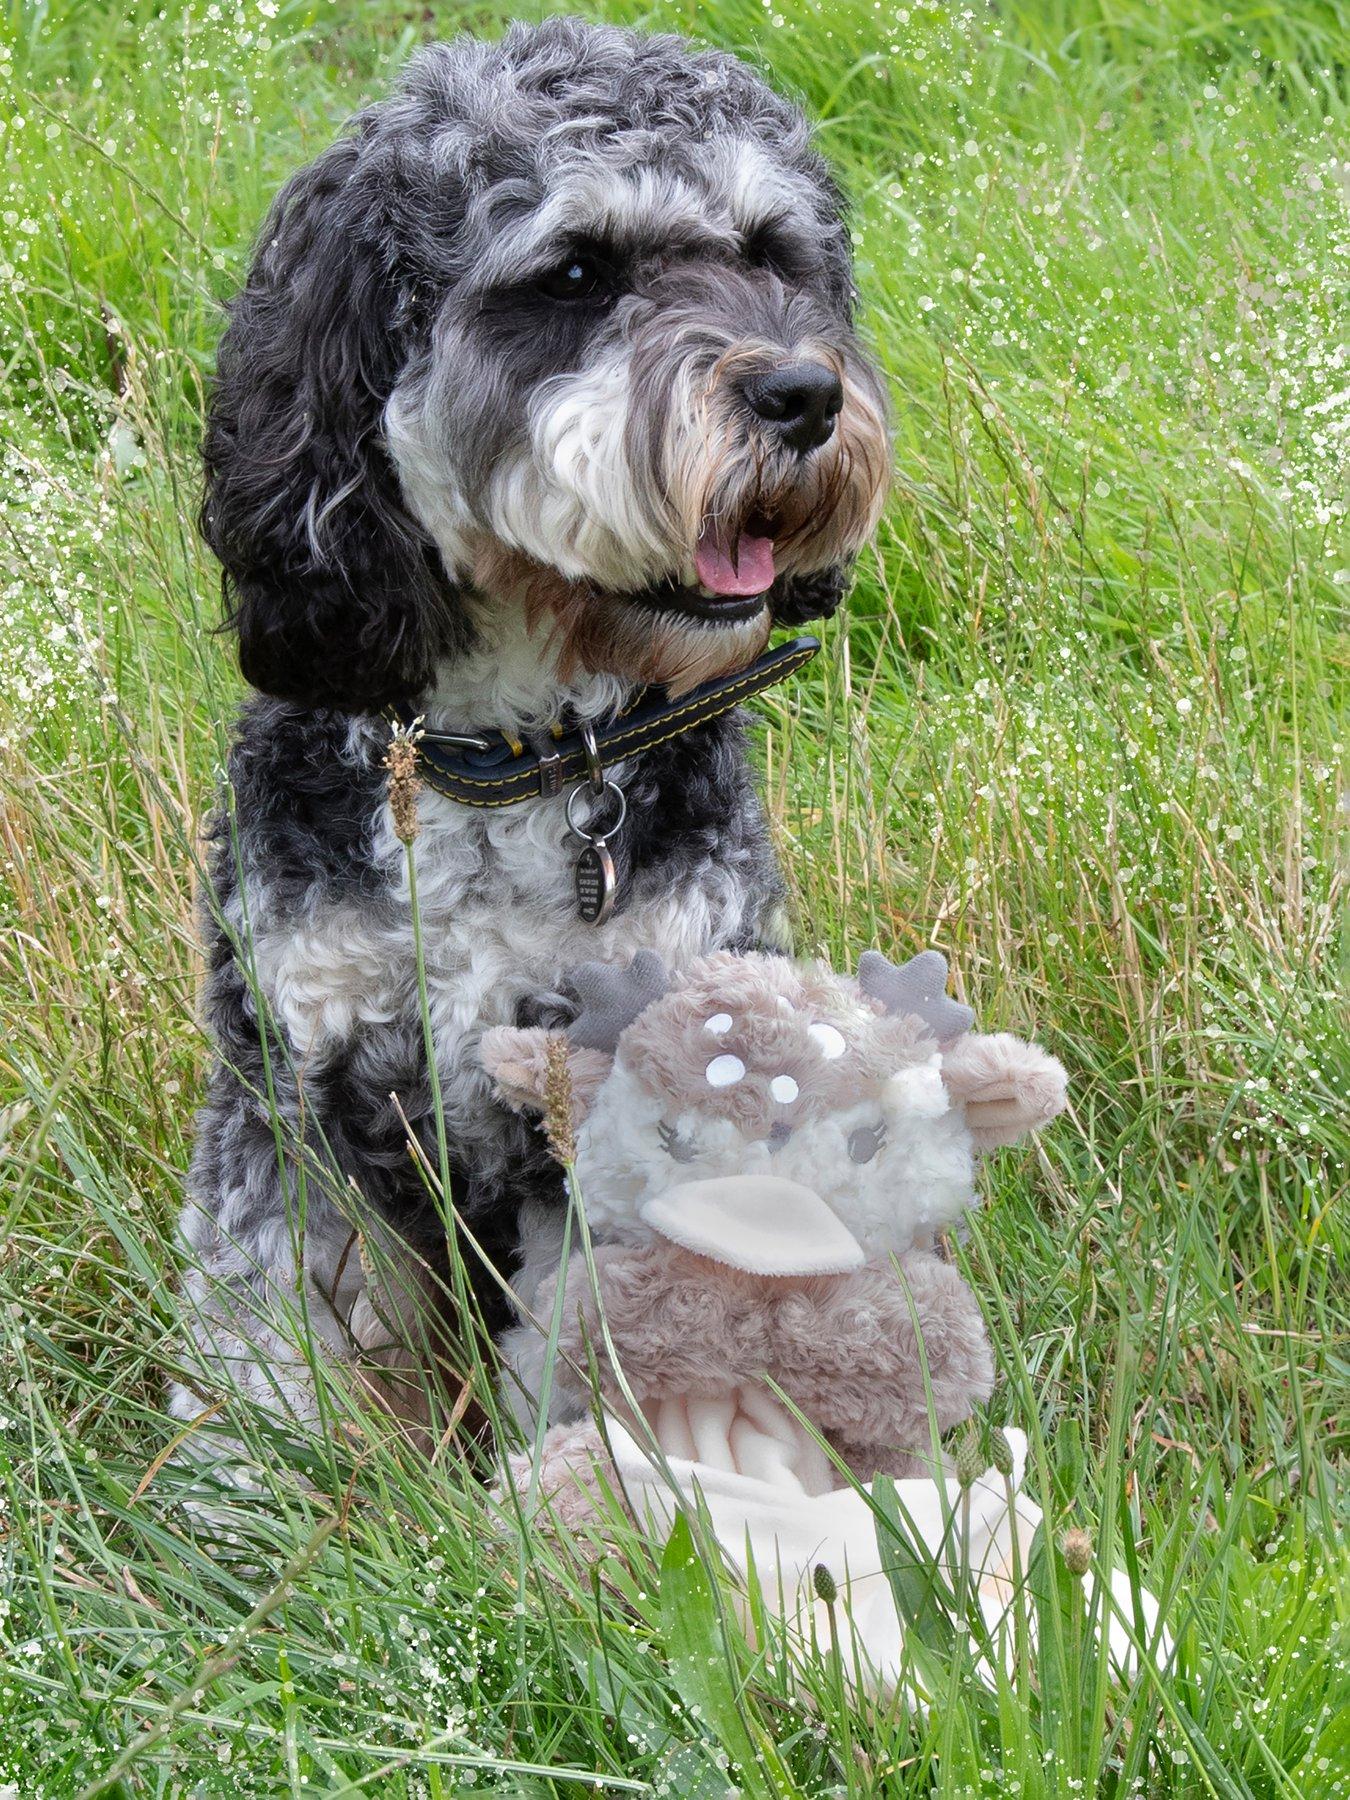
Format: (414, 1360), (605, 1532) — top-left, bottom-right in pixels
(742, 360), (845, 454)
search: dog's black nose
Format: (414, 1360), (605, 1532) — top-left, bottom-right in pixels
(744, 361), (844, 453)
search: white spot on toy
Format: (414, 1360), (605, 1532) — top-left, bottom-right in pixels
(808, 1022), (847, 1060)
(705, 1053), (746, 1087)
(704, 1013), (733, 1035)
(776, 996), (796, 1014)
(769, 1074), (799, 1104)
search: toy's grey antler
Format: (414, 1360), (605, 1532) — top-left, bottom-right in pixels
(566, 950), (669, 1052)
(857, 949), (974, 1046)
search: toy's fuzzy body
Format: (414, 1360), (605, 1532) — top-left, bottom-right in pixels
(484, 950), (1166, 1699)
(531, 1243), (994, 1481)
(482, 946), (1067, 1494)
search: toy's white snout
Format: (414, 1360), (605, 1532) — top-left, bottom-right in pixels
(640, 1175), (865, 1277)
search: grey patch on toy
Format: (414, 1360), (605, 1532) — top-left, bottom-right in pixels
(657, 1120), (699, 1163)
(857, 949), (974, 1047)
(847, 1122), (885, 1164)
(566, 949), (670, 1051)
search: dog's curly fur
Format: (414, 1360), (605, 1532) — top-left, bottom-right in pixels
(176, 18), (890, 1426)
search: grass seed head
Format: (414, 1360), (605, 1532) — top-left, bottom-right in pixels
(384, 721), (423, 843)
(989, 1427), (1014, 1477)
(955, 1425), (984, 1490)
(543, 1035), (578, 1165)
(1062, 1528), (1093, 1577)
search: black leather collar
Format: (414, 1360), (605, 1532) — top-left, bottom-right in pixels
(389, 635), (819, 809)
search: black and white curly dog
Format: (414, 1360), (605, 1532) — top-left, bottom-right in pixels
(177, 17), (889, 1433)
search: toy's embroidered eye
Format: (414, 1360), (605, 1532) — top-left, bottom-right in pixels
(658, 1120), (698, 1164)
(848, 1122), (888, 1164)
(809, 1022), (847, 1060)
(705, 1053), (746, 1087)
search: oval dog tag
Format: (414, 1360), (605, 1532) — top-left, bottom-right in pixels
(575, 841), (616, 926)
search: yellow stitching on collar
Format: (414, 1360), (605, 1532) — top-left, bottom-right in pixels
(409, 644), (816, 803)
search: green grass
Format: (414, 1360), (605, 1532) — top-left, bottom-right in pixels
(1, 0), (1347, 1791)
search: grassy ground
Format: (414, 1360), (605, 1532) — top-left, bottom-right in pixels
(1, 0), (1346, 1791)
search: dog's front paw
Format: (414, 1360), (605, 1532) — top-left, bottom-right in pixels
(770, 562), (851, 626)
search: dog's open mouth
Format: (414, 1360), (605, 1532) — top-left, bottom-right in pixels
(638, 512), (779, 624)
(694, 511), (776, 599)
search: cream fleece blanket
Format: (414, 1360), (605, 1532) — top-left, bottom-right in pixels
(523, 1415), (1165, 1692)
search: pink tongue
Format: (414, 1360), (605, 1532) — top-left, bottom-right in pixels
(694, 524), (776, 598)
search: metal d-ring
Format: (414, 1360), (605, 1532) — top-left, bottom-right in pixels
(579, 720), (606, 795)
(565, 775), (627, 845)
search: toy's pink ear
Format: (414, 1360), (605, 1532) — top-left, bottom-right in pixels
(479, 1027), (611, 1123)
(941, 1033), (1068, 1150)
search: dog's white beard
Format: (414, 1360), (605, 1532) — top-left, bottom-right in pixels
(485, 349), (678, 591)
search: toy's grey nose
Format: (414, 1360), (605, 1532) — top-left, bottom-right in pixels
(640, 1174), (863, 1277)
(744, 361), (844, 453)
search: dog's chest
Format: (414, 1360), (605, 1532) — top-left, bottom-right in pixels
(252, 772), (755, 1067)
(404, 784), (735, 1037)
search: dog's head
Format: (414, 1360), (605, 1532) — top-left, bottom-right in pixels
(203, 19), (890, 712)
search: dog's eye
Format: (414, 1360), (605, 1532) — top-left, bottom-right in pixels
(743, 222), (801, 279)
(536, 256), (612, 303)
(848, 1122), (888, 1165)
(658, 1120), (698, 1164)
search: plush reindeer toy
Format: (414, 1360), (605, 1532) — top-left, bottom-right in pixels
(481, 949), (1067, 1508)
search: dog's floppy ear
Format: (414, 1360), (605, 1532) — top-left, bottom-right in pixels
(940, 1033), (1068, 1151)
(202, 135), (459, 712)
